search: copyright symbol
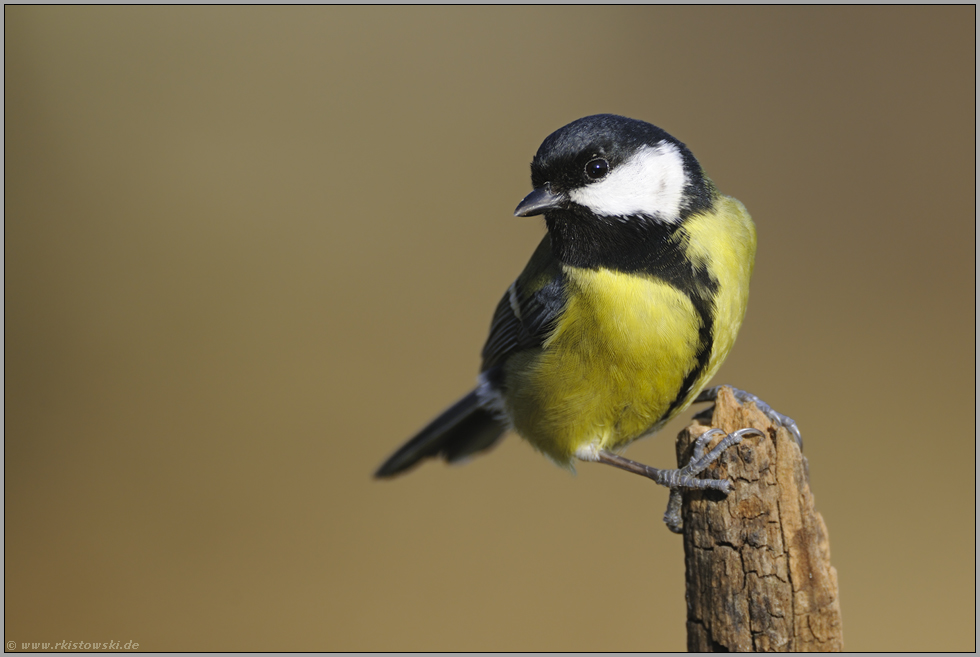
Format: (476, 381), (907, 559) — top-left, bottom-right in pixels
(6, 640), (16, 650)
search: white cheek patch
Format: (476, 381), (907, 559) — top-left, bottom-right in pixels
(569, 142), (689, 222)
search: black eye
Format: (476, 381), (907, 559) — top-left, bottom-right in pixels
(585, 158), (609, 181)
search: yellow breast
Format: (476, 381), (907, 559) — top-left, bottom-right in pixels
(505, 268), (700, 464)
(503, 196), (756, 467)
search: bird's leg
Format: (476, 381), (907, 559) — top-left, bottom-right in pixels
(597, 428), (749, 492)
(695, 385), (802, 449)
(598, 427), (763, 532)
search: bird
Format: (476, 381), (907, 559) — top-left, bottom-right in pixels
(374, 114), (799, 531)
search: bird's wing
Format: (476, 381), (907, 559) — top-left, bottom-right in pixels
(481, 235), (566, 371)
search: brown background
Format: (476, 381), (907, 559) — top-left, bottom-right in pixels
(5, 6), (975, 652)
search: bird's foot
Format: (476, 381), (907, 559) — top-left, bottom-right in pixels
(695, 385), (802, 449)
(662, 427), (764, 533)
(597, 427), (761, 533)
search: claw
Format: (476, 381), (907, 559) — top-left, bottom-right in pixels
(664, 426), (765, 532)
(598, 425), (746, 495)
(664, 489), (684, 533)
(595, 415), (767, 532)
(696, 385), (802, 449)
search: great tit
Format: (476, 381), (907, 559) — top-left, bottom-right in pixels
(375, 114), (798, 529)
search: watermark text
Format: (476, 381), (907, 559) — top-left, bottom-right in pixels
(6, 640), (139, 651)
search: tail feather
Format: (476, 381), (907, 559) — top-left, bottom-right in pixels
(374, 390), (507, 478)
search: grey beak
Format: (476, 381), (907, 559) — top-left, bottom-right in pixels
(514, 184), (565, 217)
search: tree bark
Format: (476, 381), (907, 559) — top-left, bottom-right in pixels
(676, 387), (843, 652)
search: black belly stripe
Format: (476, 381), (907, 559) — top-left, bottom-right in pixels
(661, 280), (716, 422)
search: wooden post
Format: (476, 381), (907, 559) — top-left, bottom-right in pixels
(676, 387), (843, 651)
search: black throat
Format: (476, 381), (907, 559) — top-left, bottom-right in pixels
(544, 207), (707, 282)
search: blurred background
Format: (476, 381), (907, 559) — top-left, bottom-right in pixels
(4, 6), (974, 652)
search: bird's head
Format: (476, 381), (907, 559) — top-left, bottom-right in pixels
(514, 114), (713, 225)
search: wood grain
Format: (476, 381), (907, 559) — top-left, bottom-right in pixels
(676, 387), (842, 652)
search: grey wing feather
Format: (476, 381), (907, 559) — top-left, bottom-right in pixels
(376, 240), (567, 478)
(480, 277), (566, 371)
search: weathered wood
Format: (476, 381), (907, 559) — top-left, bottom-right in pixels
(676, 387), (842, 652)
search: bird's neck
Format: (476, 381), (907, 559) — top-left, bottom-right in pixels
(545, 208), (684, 276)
